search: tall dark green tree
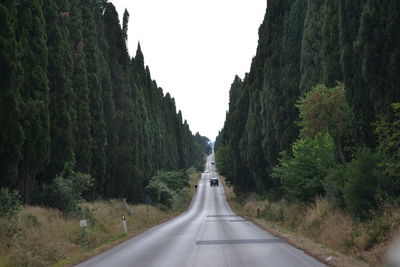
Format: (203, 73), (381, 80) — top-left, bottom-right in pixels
(42, 0), (75, 181)
(0, 0), (208, 204)
(69, 0), (92, 174)
(80, 0), (107, 195)
(16, 0), (50, 203)
(0, 0), (24, 190)
(322, 0), (342, 87)
(299, 0), (325, 94)
(217, 0), (400, 197)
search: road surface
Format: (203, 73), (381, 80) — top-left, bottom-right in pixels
(77, 155), (325, 267)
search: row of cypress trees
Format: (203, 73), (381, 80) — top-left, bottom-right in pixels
(215, 0), (400, 194)
(0, 0), (207, 203)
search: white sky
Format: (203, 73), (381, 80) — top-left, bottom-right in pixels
(111, 0), (266, 141)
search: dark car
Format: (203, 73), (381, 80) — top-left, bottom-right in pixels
(210, 177), (219, 186)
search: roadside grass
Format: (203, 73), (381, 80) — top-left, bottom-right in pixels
(0, 172), (200, 267)
(223, 178), (400, 266)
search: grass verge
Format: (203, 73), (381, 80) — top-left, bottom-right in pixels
(222, 177), (399, 267)
(0, 172), (200, 267)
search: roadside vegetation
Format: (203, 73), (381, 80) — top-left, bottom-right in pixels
(227, 190), (400, 265)
(0, 169), (200, 267)
(215, 2), (400, 264)
(218, 83), (400, 266)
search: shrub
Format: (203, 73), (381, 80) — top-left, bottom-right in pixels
(374, 103), (400, 195)
(326, 148), (387, 219)
(151, 170), (188, 191)
(0, 187), (21, 218)
(34, 161), (93, 214)
(272, 133), (335, 202)
(342, 148), (384, 219)
(144, 180), (176, 208)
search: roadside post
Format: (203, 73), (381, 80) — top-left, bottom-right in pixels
(80, 219), (88, 251)
(144, 195), (152, 222)
(121, 214), (128, 234)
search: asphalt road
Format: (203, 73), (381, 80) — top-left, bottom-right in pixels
(77, 155), (325, 267)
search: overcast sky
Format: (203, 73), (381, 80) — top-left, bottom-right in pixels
(111, 0), (266, 141)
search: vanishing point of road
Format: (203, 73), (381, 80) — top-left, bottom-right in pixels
(77, 155), (325, 267)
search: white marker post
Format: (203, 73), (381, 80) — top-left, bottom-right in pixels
(121, 214), (128, 234)
(80, 220), (88, 251)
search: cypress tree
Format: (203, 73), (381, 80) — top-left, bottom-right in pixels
(299, 0), (325, 94)
(0, 0), (24, 189)
(103, 3), (138, 201)
(69, 0), (92, 174)
(322, 0), (342, 87)
(16, 0), (50, 203)
(383, 0), (400, 110)
(43, 0), (75, 181)
(95, 1), (118, 198)
(80, 0), (107, 195)
(338, 0), (374, 146)
(122, 9), (129, 41)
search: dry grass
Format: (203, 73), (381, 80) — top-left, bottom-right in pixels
(0, 172), (200, 267)
(222, 177), (400, 266)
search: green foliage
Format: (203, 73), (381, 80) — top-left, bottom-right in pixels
(144, 170), (189, 208)
(342, 148), (383, 219)
(297, 83), (350, 138)
(297, 83), (351, 163)
(16, 0), (50, 204)
(0, 0), (24, 189)
(0, 0), (205, 205)
(193, 133), (211, 155)
(151, 170), (189, 191)
(299, 0), (324, 93)
(272, 134), (335, 202)
(217, 0), (400, 202)
(35, 162), (94, 213)
(70, 0), (92, 174)
(0, 187), (22, 218)
(326, 148), (386, 219)
(215, 144), (231, 178)
(374, 103), (400, 180)
(43, 0), (75, 181)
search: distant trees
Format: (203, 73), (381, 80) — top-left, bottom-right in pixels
(0, 0), (209, 204)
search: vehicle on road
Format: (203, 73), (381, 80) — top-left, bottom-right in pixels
(210, 177), (219, 186)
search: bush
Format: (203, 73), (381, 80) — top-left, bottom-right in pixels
(34, 162), (93, 214)
(272, 133), (335, 202)
(144, 170), (192, 209)
(342, 148), (386, 219)
(144, 180), (176, 208)
(326, 148), (387, 219)
(374, 103), (400, 194)
(0, 187), (21, 218)
(325, 166), (347, 208)
(151, 170), (189, 191)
